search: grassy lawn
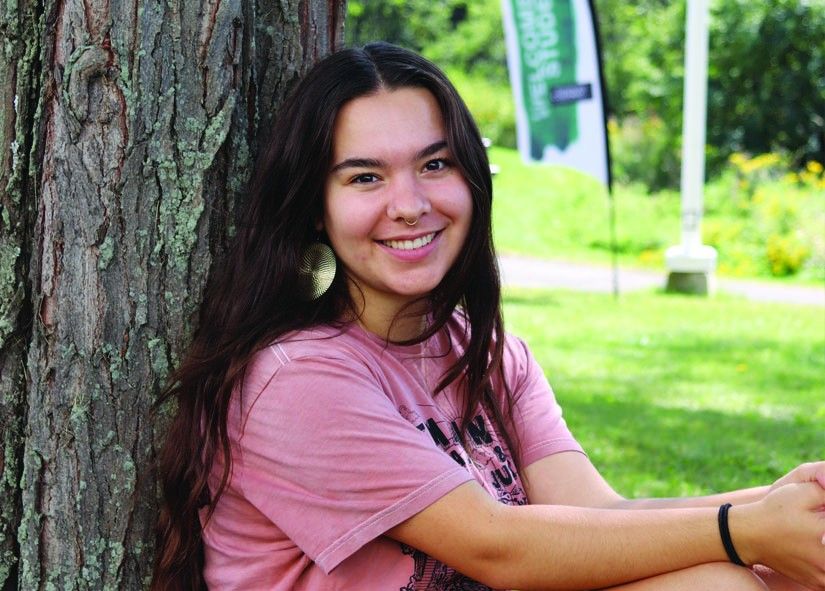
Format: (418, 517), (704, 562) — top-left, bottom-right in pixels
(490, 146), (679, 266)
(503, 288), (825, 497)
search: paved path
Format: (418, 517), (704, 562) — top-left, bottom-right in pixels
(498, 254), (825, 307)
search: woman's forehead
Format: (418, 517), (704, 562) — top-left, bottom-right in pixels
(330, 87), (447, 163)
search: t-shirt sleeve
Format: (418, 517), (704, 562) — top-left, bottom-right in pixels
(231, 347), (473, 574)
(503, 335), (585, 468)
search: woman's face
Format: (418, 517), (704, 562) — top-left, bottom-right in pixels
(323, 87), (473, 329)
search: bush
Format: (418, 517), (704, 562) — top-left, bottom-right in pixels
(448, 73), (516, 148)
(765, 234), (809, 277)
(608, 116), (681, 192)
(703, 152), (824, 279)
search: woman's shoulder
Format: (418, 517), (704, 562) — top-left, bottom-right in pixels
(251, 323), (356, 366)
(235, 323), (384, 412)
(245, 322), (390, 381)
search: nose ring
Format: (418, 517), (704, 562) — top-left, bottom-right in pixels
(403, 217), (419, 226)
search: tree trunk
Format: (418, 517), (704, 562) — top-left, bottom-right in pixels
(0, 0), (346, 588)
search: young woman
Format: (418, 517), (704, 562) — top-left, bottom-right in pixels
(153, 42), (825, 590)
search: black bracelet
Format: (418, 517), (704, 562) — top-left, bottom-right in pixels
(718, 503), (747, 566)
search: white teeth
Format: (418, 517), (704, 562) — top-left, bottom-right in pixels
(383, 232), (436, 251)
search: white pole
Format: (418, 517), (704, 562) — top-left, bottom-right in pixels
(665, 0), (717, 294)
(682, 0), (708, 250)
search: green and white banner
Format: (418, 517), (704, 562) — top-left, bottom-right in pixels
(502, 0), (611, 187)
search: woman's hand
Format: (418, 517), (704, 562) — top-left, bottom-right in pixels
(771, 462), (825, 493)
(734, 481), (825, 590)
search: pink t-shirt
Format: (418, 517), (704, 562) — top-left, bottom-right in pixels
(201, 314), (583, 589)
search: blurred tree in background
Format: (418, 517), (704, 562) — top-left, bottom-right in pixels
(595, 0), (686, 189)
(347, 0), (825, 191)
(346, 0), (507, 83)
(707, 0), (825, 175)
(346, 0), (516, 146)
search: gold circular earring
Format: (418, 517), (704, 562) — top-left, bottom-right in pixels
(298, 242), (337, 300)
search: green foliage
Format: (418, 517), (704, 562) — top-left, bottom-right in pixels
(592, 0), (687, 190)
(707, 0), (825, 172)
(765, 234), (809, 277)
(345, 0), (445, 52)
(504, 289), (824, 496)
(704, 153), (825, 279)
(424, 0), (508, 85)
(594, 0), (686, 123)
(346, 0), (508, 85)
(608, 115), (682, 191)
(596, 0), (825, 187)
(447, 69), (516, 148)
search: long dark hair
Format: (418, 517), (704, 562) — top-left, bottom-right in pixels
(152, 42), (514, 590)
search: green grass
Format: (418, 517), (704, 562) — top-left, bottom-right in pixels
(503, 288), (825, 498)
(490, 145), (825, 283)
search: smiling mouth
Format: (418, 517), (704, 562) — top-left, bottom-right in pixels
(381, 232), (438, 251)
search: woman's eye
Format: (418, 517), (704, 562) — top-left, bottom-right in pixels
(350, 173), (379, 184)
(423, 158), (448, 172)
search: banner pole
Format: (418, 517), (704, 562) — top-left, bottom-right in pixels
(586, 0), (618, 299)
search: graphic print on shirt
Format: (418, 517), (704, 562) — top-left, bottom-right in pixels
(397, 403), (527, 504)
(396, 403), (527, 590)
(400, 544), (493, 591)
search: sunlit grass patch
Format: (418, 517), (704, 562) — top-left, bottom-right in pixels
(503, 288), (825, 497)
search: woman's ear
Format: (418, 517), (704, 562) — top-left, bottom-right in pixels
(315, 219), (324, 232)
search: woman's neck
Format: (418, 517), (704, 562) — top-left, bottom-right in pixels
(355, 311), (427, 343)
(346, 284), (429, 343)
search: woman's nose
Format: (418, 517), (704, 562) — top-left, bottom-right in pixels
(386, 174), (432, 223)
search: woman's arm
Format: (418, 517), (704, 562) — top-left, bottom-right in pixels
(522, 451), (772, 510)
(524, 454), (825, 511)
(386, 476), (825, 590)
(622, 462), (825, 510)
(386, 452), (825, 590)
(389, 479), (723, 590)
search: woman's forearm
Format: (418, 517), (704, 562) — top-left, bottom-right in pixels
(487, 503), (727, 589)
(393, 483), (739, 589)
(611, 485), (769, 510)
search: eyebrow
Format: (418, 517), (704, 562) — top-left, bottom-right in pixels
(329, 140), (449, 175)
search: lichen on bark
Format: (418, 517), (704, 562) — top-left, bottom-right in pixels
(0, 0), (42, 584)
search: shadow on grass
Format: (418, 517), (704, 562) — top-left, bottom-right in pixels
(502, 291), (565, 308)
(560, 393), (824, 498)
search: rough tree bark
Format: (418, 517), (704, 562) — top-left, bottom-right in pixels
(0, 0), (346, 588)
